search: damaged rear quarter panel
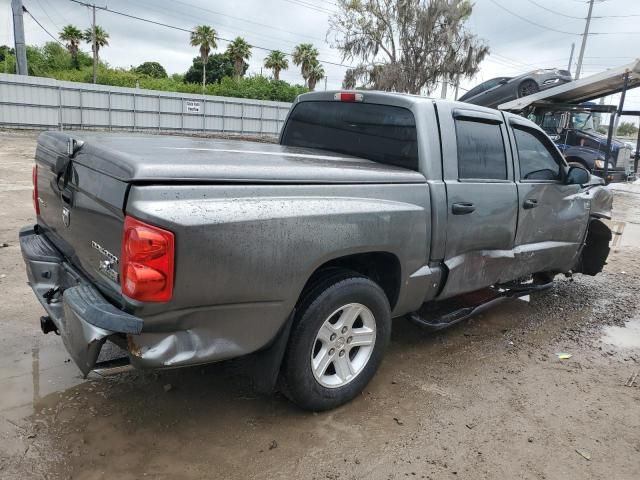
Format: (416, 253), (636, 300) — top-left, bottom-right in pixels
(122, 182), (430, 368)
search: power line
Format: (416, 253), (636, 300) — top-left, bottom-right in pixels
(282, 0), (335, 15)
(22, 4), (63, 45)
(491, 0), (640, 36)
(524, 0), (585, 20)
(67, 0), (354, 69)
(169, 0), (325, 43)
(488, 0), (580, 35)
(132, 0), (342, 61)
(32, 0), (61, 30)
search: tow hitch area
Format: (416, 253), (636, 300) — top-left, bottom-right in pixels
(409, 281), (553, 330)
(40, 315), (58, 335)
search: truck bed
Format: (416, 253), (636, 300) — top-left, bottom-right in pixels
(39, 132), (426, 184)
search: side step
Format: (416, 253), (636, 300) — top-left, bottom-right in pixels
(408, 281), (553, 331)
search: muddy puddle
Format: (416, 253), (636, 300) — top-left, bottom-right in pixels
(600, 318), (640, 351)
(0, 342), (84, 422)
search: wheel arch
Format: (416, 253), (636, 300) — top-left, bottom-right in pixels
(299, 252), (402, 311)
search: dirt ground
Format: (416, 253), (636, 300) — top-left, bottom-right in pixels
(1, 129), (639, 480)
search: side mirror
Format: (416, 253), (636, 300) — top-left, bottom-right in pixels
(566, 165), (590, 185)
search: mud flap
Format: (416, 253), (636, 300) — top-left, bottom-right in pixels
(575, 219), (612, 276)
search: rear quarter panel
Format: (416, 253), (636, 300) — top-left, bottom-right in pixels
(125, 183), (431, 343)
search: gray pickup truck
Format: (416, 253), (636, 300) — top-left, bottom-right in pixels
(20, 91), (613, 410)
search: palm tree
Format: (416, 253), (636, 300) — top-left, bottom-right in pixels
(59, 25), (83, 69)
(292, 43), (319, 87)
(83, 25), (109, 62)
(190, 25), (218, 89)
(264, 50), (288, 81)
(226, 37), (251, 80)
(307, 62), (325, 91)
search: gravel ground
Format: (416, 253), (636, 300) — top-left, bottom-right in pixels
(0, 130), (639, 480)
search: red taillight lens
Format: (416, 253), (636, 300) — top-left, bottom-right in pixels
(32, 165), (40, 215)
(121, 216), (174, 302)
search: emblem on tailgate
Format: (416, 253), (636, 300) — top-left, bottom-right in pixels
(92, 241), (119, 282)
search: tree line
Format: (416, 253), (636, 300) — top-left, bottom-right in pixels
(55, 22), (325, 91)
(3, 0), (493, 101)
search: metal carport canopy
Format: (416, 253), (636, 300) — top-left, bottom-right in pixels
(498, 59), (640, 112)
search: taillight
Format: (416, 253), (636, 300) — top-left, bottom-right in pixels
(121, 216), (175, 302)
(32, 165), (40, 215)
(334, 92), (363, 102)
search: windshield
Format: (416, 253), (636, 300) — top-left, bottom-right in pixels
(570, 112), (595, 131)
(530, 110), (599, 133)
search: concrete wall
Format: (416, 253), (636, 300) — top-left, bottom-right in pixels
(0, 74), (292, 136)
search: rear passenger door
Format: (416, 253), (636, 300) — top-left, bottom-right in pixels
(507, 117), (590, 276)
(436, 105), (519, 299)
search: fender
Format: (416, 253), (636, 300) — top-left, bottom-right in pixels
(563, 146), (605, 170)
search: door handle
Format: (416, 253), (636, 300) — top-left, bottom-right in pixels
(523, 199), (538, 209)
(452, 202), (476, 215)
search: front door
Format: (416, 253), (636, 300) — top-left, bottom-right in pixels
(436, 105), (519, 299)
(507, 117), (590, 276)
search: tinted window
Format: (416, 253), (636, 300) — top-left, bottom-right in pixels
(481, 78), (502, 90)
(513, 127), (562, 181)
(460, 84), (485, 100)
(281, 101), (418, 170)
(455, 119), (507, 180)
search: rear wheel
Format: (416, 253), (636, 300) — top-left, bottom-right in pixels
(281, 270), (391, 411)
(518, 79), (539, 98)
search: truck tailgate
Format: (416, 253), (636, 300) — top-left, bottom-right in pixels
(35, 132), (127, 302)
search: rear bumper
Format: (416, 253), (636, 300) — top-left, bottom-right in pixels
(19, 225), (142, 376)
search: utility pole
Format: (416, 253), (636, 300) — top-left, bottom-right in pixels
(567, 42), (575, 73)
(440, 78), (448, 99)
(453, 73), (460, 101)
(11, 0), (28, 75)
(91, 4), (97, 84)
(575, 0), (595, 80)
(324, 76), (327, 91)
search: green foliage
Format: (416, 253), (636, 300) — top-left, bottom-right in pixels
(7, 41), (307, 102)
(617, 121), (638, 137)
(226, 37), (252, 79)
(83, 25), (109, 52)
(0, 45), (15, 63)
(41, 65), (307, 102)
(184, 54), (236, 85)
(59, 25), (83, 68)
(264, 50), (289, 80)
(135, 61), (168, 79)
(22, 42), (91, 76)
(292, 43), (319, 87)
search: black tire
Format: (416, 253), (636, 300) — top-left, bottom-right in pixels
(281, 270), (391, 411)
(518, 79), (539, 98)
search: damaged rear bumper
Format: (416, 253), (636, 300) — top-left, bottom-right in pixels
(19, 225), (142, 376)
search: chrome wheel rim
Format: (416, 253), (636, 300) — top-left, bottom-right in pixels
(310, 303), (377, 389)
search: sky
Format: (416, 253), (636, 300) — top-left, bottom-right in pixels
(2, 0), (640, 119)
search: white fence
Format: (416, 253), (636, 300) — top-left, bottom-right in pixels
(0, 74), (292, 136)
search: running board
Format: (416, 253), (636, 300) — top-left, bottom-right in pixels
(408, 282), (553, 331)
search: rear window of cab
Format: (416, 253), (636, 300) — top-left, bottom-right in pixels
(281, 101), (419, 171)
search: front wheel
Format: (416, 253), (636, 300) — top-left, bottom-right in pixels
(281, 271), (391, 411)
(518, 79), (539, 98)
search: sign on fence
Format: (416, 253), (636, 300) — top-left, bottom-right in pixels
(185, 100), (201, 113)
